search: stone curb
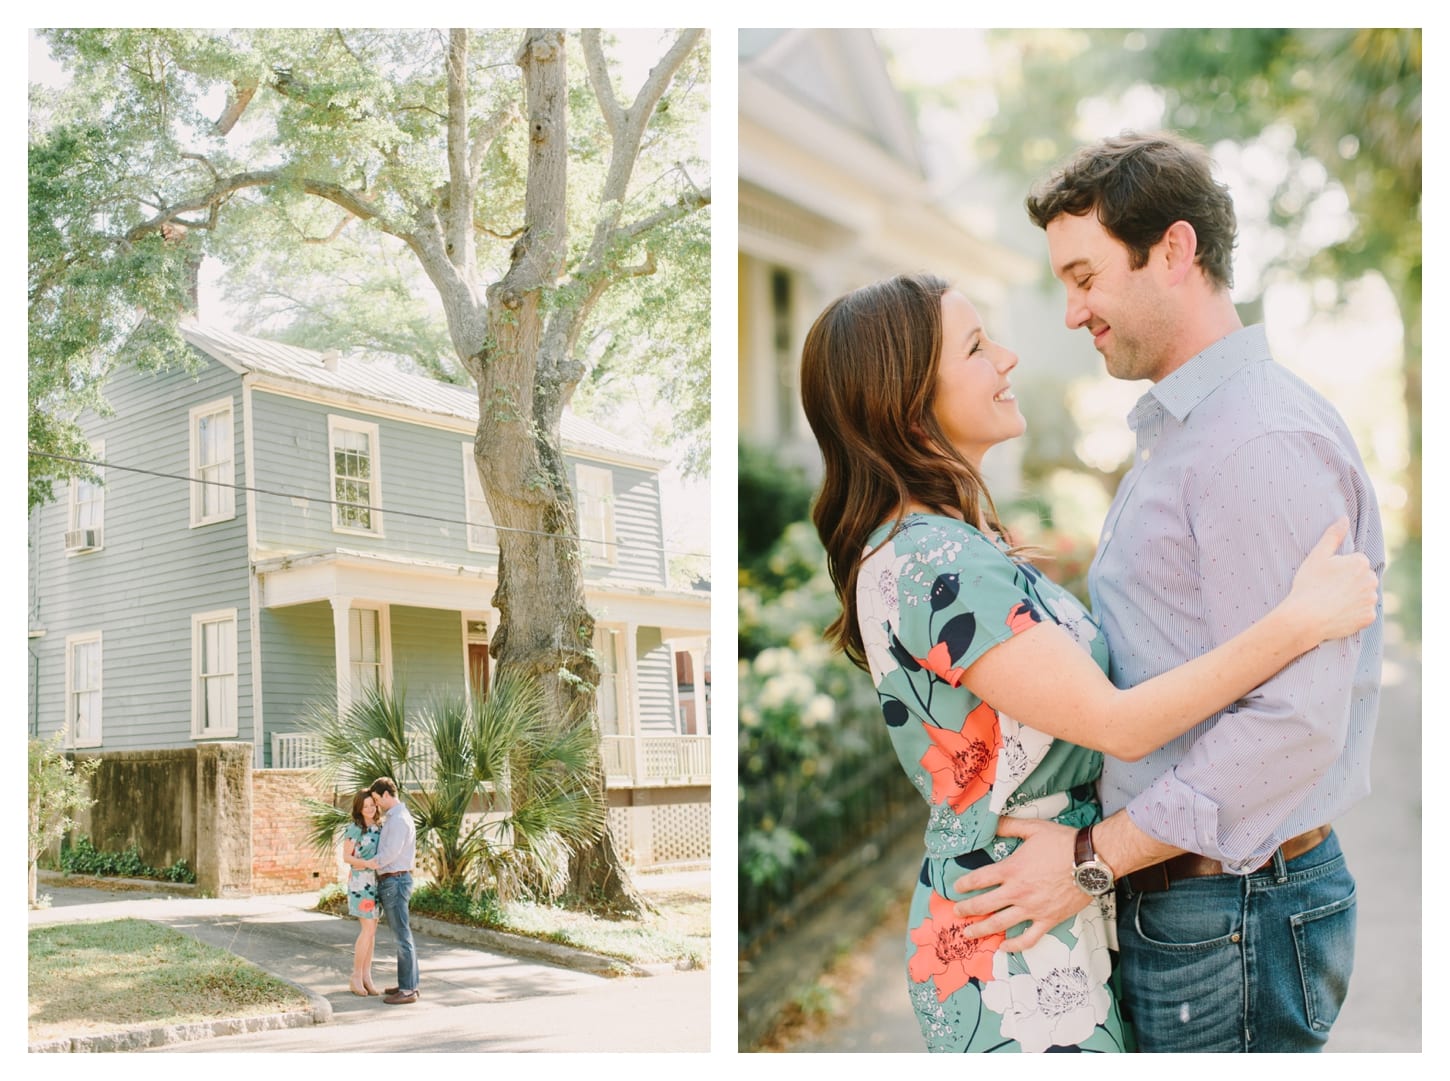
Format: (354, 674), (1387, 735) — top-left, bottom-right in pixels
(414, 913), (705, 976)
(410, 913), (656, 977)
(27, 999), (327, 1054)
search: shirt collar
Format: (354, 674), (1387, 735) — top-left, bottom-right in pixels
(1144, 324), (1269, 424)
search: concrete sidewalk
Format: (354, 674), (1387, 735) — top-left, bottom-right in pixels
(30, 870), (710, 1053)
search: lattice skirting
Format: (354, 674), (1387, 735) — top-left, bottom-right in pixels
(608, 791), (710, 868)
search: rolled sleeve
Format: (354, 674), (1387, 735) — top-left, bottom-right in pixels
(1124, 431), (1364, 870)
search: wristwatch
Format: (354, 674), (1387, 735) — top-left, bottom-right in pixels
(1072, 824), (1116, 896)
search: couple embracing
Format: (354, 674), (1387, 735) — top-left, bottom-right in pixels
(801, 131), (1384, 1053)
(341, 777), (421, 1005)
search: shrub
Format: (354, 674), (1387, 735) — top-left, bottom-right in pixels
(59, 835), (196, 883)
(411, 881), (505, 927)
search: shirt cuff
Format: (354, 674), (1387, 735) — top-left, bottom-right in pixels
(1124, 771), (1278, 874)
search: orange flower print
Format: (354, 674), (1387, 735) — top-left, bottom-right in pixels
(909, 889), (1005, 1001)
(359, 898), (375, 914)
(919, 641), (966, 687)
(920, 702), (1001, 814)
(1006, 599), (1042, 635)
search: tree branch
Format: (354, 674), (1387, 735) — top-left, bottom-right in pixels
(581, 30), (625, 138)
(574, 30), (704, 290)
(445, 29), (475, 275)
(121, 170), (408, 246)
(214, 78), (258, 135)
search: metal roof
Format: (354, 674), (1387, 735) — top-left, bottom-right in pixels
(179, 322), (663, 465)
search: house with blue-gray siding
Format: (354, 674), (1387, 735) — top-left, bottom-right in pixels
(28, 322), (710, 869)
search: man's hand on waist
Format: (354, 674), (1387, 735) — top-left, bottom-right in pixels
(951, 817), (1089, 951)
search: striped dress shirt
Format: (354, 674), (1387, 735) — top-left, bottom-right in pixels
(1089, 324), (1385, 873)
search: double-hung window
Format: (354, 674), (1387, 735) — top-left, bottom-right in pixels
(65, 632), (103, 747)
(461, 443), (499, 552)
(575, 464), (616, 565)
(192, 609), (238, 738)
(66, 439), (104, 552)
(190, 398), (235, 525)
(328, 416), (382, 534)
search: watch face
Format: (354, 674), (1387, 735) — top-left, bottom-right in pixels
(1075, 864), (1113, 895)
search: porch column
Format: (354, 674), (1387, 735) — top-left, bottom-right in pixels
(623, 622), (644, 786)
(330, 596), (352, 715)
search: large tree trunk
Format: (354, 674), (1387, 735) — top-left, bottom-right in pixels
(474, 28), (646, 916)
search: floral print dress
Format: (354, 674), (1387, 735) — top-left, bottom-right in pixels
(858, 513), (1131, 1053)
(344, 823), (381, 920)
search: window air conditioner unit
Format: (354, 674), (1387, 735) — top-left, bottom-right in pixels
(64, 528), (102, 552)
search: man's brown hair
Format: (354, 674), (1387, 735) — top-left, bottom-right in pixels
(1026, 131), (1238, 289)
(369, 777), (397, 798)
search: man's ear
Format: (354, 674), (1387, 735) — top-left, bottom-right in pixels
(1160, 220), (1199, 285)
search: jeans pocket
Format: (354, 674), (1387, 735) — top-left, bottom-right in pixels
(1290, 885), (1357, 1032)
(1131, 889), (1240, 950)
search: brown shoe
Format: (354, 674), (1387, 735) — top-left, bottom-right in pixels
(382, 987), (419, 996)
(383, 989), (419, 1005)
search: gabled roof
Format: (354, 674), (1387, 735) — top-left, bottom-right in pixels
(180, 322), (662, 466)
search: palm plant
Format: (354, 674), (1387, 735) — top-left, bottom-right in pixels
(302, 672), (605, 901)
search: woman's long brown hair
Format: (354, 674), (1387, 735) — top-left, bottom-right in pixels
(350, 789), (377, 830)
(799, 273), (1011, 670)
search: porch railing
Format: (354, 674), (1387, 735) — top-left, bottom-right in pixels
(269, 732), (439, 783)
(602, 734), (710, 785)
(272, 731), (708, 787)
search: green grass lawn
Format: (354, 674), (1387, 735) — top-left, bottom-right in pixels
(28, 919), (309, 1043)
(493, 886), (710, 967)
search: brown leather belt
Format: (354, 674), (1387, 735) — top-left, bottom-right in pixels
(378, 870), (412, 880)
(1124, 825), (1332, 894)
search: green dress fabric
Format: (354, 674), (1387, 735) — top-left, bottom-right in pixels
(858, 513), (1131, 1053)
(344, 823), (381, 920)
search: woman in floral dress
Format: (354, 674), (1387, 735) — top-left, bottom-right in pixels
(797, 273), (1377, 1052)
(343, 789), (383, 995)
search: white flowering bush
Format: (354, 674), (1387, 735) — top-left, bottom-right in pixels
(738, 517), (902, 944)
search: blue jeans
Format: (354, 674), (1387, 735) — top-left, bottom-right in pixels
(378, 872), (418, 992)
(1115, 829), (1356, 1052)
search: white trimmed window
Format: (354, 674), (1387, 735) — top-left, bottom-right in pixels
(349, 606), (388, 695)
(190, 398), (235, 525)
(461, 443), (498, 552)
(575, 464), (616, 565)
(65, 439), (104, 553)
(192, 609), (239, 738)
(65, 632), (103, 748)
(328, 416), (382, 535)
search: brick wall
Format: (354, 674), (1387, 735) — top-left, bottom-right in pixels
(251, 770), (341, 894)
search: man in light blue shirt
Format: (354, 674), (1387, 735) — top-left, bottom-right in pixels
(370, 776), (419, 1004)
(952, 132), (1384, 1052)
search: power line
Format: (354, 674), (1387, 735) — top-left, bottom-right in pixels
(30, 450), (712, 563)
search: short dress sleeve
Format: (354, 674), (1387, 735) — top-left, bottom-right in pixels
(858, 515), (1107, 858)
